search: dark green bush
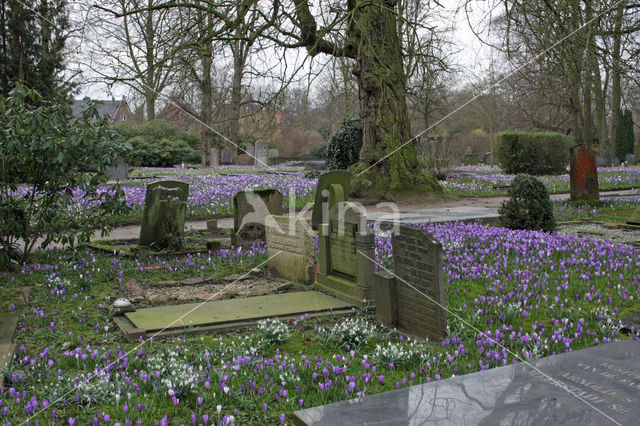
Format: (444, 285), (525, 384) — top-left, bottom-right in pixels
(615, 109), (635, 162)
(113, 120), (200, 166)
(496, 131), (569, 175)
(0, 85), (130, 267)
(499, 174), (556, 232)
(325, 117), (362, 170)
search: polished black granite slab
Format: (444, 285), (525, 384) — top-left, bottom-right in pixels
(293, 340), (640, 425)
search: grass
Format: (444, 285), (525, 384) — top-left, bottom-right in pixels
(2, 214), (640, 424)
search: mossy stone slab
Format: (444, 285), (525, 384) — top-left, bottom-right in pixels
(0, 344), (15, 377)
(125, 291), (351, 331)
(0, 314), (18, 343)
(139, 180), (189, 247)
(627, 207), (640, 225)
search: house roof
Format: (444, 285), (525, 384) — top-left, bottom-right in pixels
(71, 97), (126, 119)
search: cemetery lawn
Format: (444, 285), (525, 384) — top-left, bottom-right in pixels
(555, 197), (640, 224)
(443, 166), (640, 196)
(2, 220), (639, 424)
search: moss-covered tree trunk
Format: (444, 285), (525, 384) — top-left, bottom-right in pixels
(352, 0), (417, 185)
(293, 0), (439, 199)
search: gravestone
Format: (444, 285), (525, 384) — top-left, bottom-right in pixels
(232, 189), (283, 246)
(243, 145), (256, 164)
(236, 153), (253, 166)
(294, 340), (640, 425)
(570, 144), (599, 201)
(316, 202), (375, 305)
(625, 153), (637, 165)
(374, 225), (446, 341)
(221, 147), (234, 164)
(105, 156), (129, 180)
(210, 148), (220, 167)
(139, 181), (189, 248)
(311, 170), (352, 230)
(265, 215), (315, 283)
(608, 155), (621, 166)
(483, 152), (492, 165)
(255, 140), (269, 169)
(268, 148), (279, 159)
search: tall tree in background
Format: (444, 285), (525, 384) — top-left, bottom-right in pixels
(278, 0), (441, 198)
(0, 0), (69, 100)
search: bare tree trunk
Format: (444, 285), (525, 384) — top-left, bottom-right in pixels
(610, 1), (624, 155)
(144, 1), (156, 120)
(200, 48), (213, 166)
(229, 37), (244, 149)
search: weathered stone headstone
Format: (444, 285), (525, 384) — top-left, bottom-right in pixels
(374, 225), (446, 341)
(316, 202), (375, 305)
(221, 147), (234, 164)
(246, 145), (255, 158)
(608, 155), (621, 166)
(232, 189), (283, 246)
(625, 153), (637, 165)
(255, 140), (269, 169)
(265, 215), (315, 283)
(483, 151), (492, 165)
(311, 170), (352, 230)
(268, 148), (279, 159)
(139, 180), (189, 248)
(105, 156), (129, 180)
(236, 153), (253, 166)
(570, 144), (599, 201)
(294, 340), (640, 425)
(210, 148), (220, 167)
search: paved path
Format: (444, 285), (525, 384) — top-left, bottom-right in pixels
(92, 189), (638, 242)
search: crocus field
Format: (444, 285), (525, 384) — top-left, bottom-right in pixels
(442, 166), (640, 195)
(2, 219), (639, 425)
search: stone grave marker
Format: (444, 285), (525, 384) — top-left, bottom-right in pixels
(221, 146), (234, 164)
(210, 148), (220, 167)
(105, 156), (129, 180)
(233, 189), (283, 246)
(570, 144), (599, 201)
(139, 180), (189, 248)
(265, 215), (315, 283)
(374, 225), (446, 341)
(268, 148), (279, 159)
(311, 170), (352, 230)
(255, 140), (269, 169)
(246, 145), (255, 158)
(625, 153), (637, 165)
(294, 340), (640, 425)
(316, 202), (375, 305)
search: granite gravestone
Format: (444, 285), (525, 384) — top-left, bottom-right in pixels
(105, 156), (129, 180)
(311, 170), (352, 230)
(221, 147), (234, 164)
(139, 181), (189, 248)
(316, 201), (375, 305)
(246, 145), (255, 159)
(255, 140), (269, 169)
(210, 148), (220, 167)
(265, 215), (315, 283)
(269, 148), (279, 159)
(294, 340), (640, 425)
(232, 189), (283, 246)
(570, 144), (599, 201)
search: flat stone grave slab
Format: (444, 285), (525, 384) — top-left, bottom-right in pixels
(124, 291), (352, 332)
(0, 313), (18, 343)
(0, 343), (16, 377)
(367, 206), (499, 225)
(294, 340), (640, 425)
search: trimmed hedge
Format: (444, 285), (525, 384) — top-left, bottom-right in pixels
(496, 131), (569, 175)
